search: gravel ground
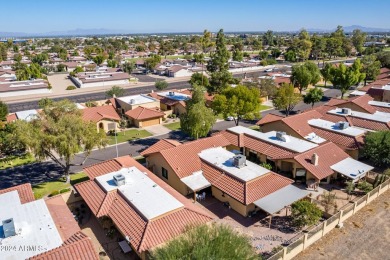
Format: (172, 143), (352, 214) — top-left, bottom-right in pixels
(295, 190), (390, 260)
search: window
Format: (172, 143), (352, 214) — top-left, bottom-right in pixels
(162, 167), (168, 179)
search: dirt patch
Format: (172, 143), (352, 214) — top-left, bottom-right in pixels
(295, 190), (390, 260)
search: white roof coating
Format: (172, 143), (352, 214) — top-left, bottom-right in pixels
(308, 118), (366, 137)
(181, 171), (211, 192)
(198, 147), (270, 182)
(350, 90), (366, 96)
(253, 185), (308, 214)
(228, 126), (318, 153)
(328, 108), (390, 123)
(118, 94), (157, 105)
(0, 191), (63, 260)
(15, 109), (39, 121)
(331, 158), (374, 181)
(157, 91), (190, 101)
(368, 100), (390, 108)
(96, 167), (184, 220)
(304, 132), (327, 144)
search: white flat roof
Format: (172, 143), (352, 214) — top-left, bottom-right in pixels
(304, 132), (327, 144)
(181, 171), (211, 192)
(0, 191), (63, 259)
(368, 100), (390, 108)
(96, 167), (183, 220)
(198, 147), (270, 182)
(118, 94), (157, 105)
(382, 85), (390, 91)
(308, 118), (366, 137)
(253, 185), (308, 215)
(15, 109), (39, 121)
(331, 158), (374, 181)
(228, 126), (318, 153)
(328, 108), (390, 123)
(350, 90), (366, 96)
(157, 91), (190, 101)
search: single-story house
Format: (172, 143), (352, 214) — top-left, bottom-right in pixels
(75, 156), (212, 259)
(81, 105), (121, 133)
(0, 183), (98, 260)
(0, 79), (51, 98)
(125, 106), (165, 127)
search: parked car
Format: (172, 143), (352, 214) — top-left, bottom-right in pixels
(226, 116), (234, 121)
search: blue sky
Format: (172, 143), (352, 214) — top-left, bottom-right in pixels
(2, 0), (390, 33)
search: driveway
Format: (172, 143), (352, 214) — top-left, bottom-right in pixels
(143, 125), (171, 136)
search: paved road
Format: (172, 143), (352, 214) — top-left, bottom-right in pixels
(0, 88), (339, 189)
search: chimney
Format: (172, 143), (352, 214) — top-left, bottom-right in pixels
(2, 218), (16, 238)
(311, 153), (319, 166)
(113, 174), (126, 186)
(112, 94), (116, 98)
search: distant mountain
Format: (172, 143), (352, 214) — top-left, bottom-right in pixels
(0, 28), (124, 38)
(343, 25), (390, 33)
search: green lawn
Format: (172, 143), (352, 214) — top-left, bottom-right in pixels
(108, 129), (152, 145)
(259, 105), (272, 111)
(0, 153), (36, 170)
(32, 172), (89, 199)
(383, 47), (390, 52)
(164, 121), (181, 131)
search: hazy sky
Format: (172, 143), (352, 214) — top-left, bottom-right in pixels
(2, 0), (389, 33)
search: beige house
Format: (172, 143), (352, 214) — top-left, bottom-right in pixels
(81, 105), (121, 133)
(125, 106), (165, 127)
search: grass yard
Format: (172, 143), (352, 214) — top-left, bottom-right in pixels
(32, 172), (89, 199)
(108, 129), (152, 145)
(259, 104), (272, 111)
(164, 121), (181, 131)
(0, 153), (35, 170)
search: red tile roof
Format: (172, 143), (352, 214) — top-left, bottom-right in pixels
(44, 195), (81, 241)
(82, 105), (121, 122)
(140, 139), (181, 156)
(158, 135), (231, 179)
(6, 113), (17, 123)
(0, 183), (35, 204)
(294, 142), (350, 180)
(256, 113), (284, 126)
(75, 156), (212, 254)
(372, 105), (390, 113)
(201, 159), (293, 204)
(125, 106), (165, 120)
(30, 231), (98, 260)
(326, 95), (376, 114)
(311, 127), (364, 150)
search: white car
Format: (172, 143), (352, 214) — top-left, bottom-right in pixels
(226, 116), (234, 121)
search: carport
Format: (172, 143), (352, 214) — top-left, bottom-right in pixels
(253, 185), (309, 228)
(330, 158), (374, 183)
(181, 171), (211, 202)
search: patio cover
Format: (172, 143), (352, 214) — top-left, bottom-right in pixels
(181, 171), (211, 192)
(331, 157), (374, 182)
(253, 185), (309, 215)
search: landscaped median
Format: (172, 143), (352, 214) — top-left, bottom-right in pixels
(32, 172), (89, 199)
(107, 128), (152, 145)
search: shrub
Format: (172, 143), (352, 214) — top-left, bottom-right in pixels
(357, 181), (373, 194)
(59, 188), (71, 194)
(260, 162), (272, 170)
(291, 200), (322, 228)
(66, 85), (77, 90)
(48, 190), (60, 197)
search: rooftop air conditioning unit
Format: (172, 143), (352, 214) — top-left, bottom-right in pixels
(338, 121), (349, 130)
(276, 131), (290, 142)
(168, 91), (175, 96)
(2, 218), (16, 238)
(341, 108), (352, 115)
(233, 154), (246, 168)
(129, 99), (135, 104)
(113, 174), (126, 186)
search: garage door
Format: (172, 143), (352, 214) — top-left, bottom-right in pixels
(142, 118), (160, 127)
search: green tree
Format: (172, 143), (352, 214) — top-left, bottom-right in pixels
(320, 63), (333, 87)
(362, 55), (381, 85)
(284, 50), (297, 62)
(38, 98), (53, 109)
(232, 42), (244, 61)
(272, 83), (302, 116)
(200, 29), (214, 54)
(32, 53), (49, 65)
(180, 85), (216, 139)
(122, 61), (135, 74)
(155, 80), (168, 90)
(14, 100), (107, 182)
(291, 200), (322, 228)
(351, 29), (366, 54)
(106, 59), (117, 68)
(330, 60), (365, 98)
(0, 101), (8, 121)
(57, 63), (66, 72)
(212, 85), (261, 126)
(304, 87), (324, 108)
(263, 30), (274, 46)
(259, 50), (268, 60)
(363, 131), (390, 167)
(207, 29), (234, 94)
(145, 54), (161, 70)
(376, 51), (390, 68)
(0, 123), (26, 156)
(291, 62), (321, 94)
(92, 55), (104, 66)
(189, 72), (209, 88)
(106, 86), (125, 98)
(150, 223), (258, 260)
(345, 181), (355, 200)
